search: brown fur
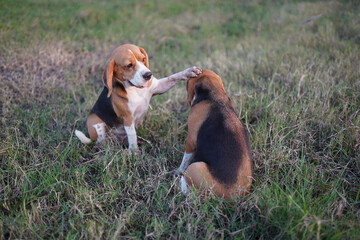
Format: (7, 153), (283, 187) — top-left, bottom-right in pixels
(87, 44), (149, 141)
(76, 44), (202, 146)
(183, 70), (252, 200)
(104, 44), (149, 97)
(184, 162), (251, 200)
(86, 113), (106, 140)
(185, 101), (211, 153)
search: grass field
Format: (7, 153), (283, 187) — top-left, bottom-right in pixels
(1, 0), (359, 239)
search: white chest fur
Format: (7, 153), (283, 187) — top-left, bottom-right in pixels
(125, 84), (153, 127)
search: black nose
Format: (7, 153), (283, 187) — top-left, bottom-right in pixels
(143, 72), (152, 81)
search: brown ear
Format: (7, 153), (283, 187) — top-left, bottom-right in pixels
(103, 59), (115, 98)
(139, 47), (149, 68)
(186, 79), (196, 108)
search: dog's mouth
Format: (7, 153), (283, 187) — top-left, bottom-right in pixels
(128, 79), (151, 88)
(128, 81), (144, 88)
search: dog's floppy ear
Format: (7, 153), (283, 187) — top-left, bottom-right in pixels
(139, 47), (149, 68)
(103, 59), (115, 98)
(186, 79), (196, 108)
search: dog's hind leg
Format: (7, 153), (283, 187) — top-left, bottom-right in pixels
(93, 123), (106, 143)
(86, 113), (107, 143)
(182, 162), (225, 198)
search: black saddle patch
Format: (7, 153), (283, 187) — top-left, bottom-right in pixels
(193, 107), (243, 185)
(90, 87), (121, 127)
(190, 83), (247, 185)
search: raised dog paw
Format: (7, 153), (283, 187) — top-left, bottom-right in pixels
(185, 66), (202, 78)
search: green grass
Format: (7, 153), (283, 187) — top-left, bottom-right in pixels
(1, 0), (359, 239)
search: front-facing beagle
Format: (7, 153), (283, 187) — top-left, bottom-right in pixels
(177, 70), (252, 200)
(75, 44), (201, 150)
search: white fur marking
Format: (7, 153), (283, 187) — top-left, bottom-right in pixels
(93, 123), (106, 143)
(178, 152), (194, 173)
(125, 84), (152, 127)
(129, 60), (151, 87)
(124, 123), (137, 149)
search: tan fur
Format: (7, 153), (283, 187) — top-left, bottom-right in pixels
(86, 113), (106, 141)
(185, 101), (211, 153)
(184, 161), (251, 200)
(104, 44), (150, 97)
(87, 44), (151, 141)
(186, 70), (225, 108)
(182, 69), (252, 200)
(76, 44), (202, 146)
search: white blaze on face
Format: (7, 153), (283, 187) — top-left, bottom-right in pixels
(128, 50), (151, 87)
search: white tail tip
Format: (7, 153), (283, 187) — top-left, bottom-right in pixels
(75, 130), (92, 144)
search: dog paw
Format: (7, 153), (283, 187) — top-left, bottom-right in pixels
(183, 66), (202, 79)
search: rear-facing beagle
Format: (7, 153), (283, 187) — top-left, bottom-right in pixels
(177, 70), (252, 200)
(75, 44), (201, 149)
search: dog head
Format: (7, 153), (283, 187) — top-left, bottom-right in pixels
(186, 69), (225, 108)
(103, 44), (152, 97)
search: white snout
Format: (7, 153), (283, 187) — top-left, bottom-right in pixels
(129, 60), (152, 88)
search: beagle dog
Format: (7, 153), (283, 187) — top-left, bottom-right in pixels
(177, 70), (252, 200)
(75, 44), (202, 150)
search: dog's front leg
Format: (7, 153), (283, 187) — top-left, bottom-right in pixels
(178, 152), (194, 174)
(174, 152), (194, 195)
(178, 152), (194, 195)
(151, 66), (202, 95)
(177, 134), (196, 174)
(124, 122), (138, 150)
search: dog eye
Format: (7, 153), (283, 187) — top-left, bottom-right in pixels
(127, 63), (133, 69)
(142, 58), (145, 63)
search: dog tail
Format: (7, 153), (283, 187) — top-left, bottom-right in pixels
(75, 130), (92, 144)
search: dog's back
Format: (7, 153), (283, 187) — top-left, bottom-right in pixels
(182, 70), (252, 200)
(194, 100), (251, 186)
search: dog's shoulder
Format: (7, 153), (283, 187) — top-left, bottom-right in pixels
(192, 84), (250, 186)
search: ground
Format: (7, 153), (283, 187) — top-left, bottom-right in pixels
(0, 0), (359, 239)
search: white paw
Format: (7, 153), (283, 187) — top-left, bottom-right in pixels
(183, 66), (202, 79)
(181, 176), (188, 194)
